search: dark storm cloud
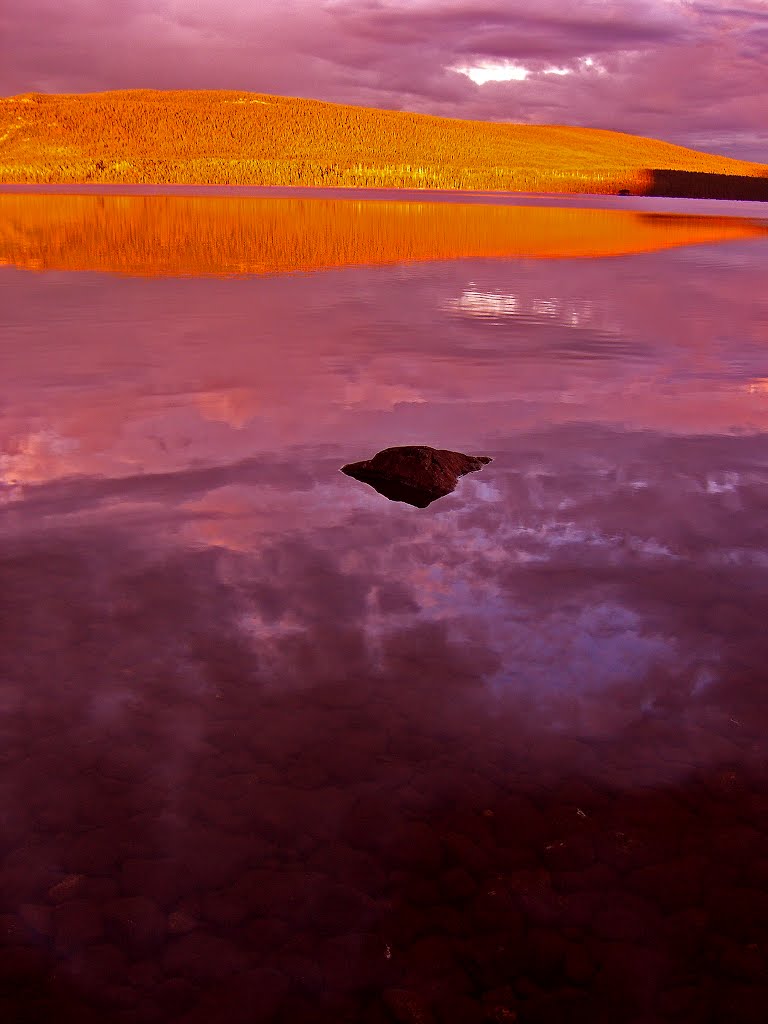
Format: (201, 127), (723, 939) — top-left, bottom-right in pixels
(333, 1), (685, 58)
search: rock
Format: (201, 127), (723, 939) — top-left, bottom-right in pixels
(591, 892), (661, 942)
(440, 867), (477, 903)
(388, 822), (444, 871)
(713, 983), (768, 1024)
(0, 914), (31, 947)
(442, 832), (491, 874)
(308, 843), (388, 895)
(48, 873), (86, 904)
(590, 941), (669, 1007)
(481, 986), (519, 1023)
(53, 900), (104, 950)
(173, 830), (264, 889)
(154, 978), (198, 1016)
(707, 886), (768, 941)
(0, 945), (49, 982)
(66, 943), (127, 987)
(661, 906), (709, 957)
(176, 968), (288, 1024)
(432, 993), (485, 1024)
(564, 942), (595, 985)
(521, 988), (590, 1024)
(200, 868), (319, 926)
(103, 896), (166, 952)
(163, 931), (248, 982)
(383, 987), (436, 1024)
(127, 959), (162, 988)
(308, 879), (379, 937)
(719, 941), (765, 980)
(59, 828), (125, 874)
(167, 909), (198, 936)
(272, 953), (323, 995)
(121, 858), (195, 906)
(526, 927), (567, 980)
(18, 903), (54, 938)
(238, 916), (289, 954)
(341, 446), (492, 508)
(504, 869), (563, 926)
(541, 833), (595, 872)
(625, 856), (704, 911)
(317, 932), (394, 994)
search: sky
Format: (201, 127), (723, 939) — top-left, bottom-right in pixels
(1, 0), (767, 161)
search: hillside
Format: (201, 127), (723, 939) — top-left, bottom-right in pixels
(1, 90), (767, 199)
(2, 193), (766, 277)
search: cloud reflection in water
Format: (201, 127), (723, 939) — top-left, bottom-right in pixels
(2, 197), (768, 1021)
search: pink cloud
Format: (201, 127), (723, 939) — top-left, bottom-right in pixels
(0, 0), (765, 160)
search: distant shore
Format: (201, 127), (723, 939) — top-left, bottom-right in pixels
(2, 90), (766, 202)
(3, 168), (766, 204)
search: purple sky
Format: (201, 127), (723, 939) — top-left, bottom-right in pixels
(2, 0), (767, 160)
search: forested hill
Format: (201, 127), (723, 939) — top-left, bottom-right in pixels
(1, 90), (767, 199)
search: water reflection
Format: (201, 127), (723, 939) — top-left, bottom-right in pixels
(3, 425), (768, 1021)
(3, 244), (768, 496)
(445, 287), (618, 336)
(2, 193), (768, 1023)
(1, 192), (767, 276)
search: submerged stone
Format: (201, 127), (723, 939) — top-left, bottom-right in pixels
(341, 445), (492, 508)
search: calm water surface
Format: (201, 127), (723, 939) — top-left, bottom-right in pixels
(2, 190), (768, 1023)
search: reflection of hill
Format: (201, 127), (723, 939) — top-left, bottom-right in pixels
(1, 194), (766, 277)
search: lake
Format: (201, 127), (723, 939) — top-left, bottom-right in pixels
(2, 187), (768, 1024)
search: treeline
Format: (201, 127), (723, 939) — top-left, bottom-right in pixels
(2, 193), (766, 278)
(1, 91), (767, 197)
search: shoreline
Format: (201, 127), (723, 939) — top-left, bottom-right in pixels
(2, 182), (767, 220)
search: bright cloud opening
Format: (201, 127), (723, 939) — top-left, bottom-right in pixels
(453, 61), (530, 85)
(579, 56), (607, 74)
(544, 67), (572, 76)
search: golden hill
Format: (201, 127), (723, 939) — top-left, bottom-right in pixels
(1, 90), (767, 199)
(1, 193), (766, 278)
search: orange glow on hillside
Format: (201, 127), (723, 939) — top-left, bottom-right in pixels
(1, 193), (766, 277)
(1, 91), (767, 198)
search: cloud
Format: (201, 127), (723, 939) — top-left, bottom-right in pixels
(453, 61), (531, 85)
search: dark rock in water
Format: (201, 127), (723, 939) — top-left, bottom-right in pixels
(341, 445), (492, 508)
